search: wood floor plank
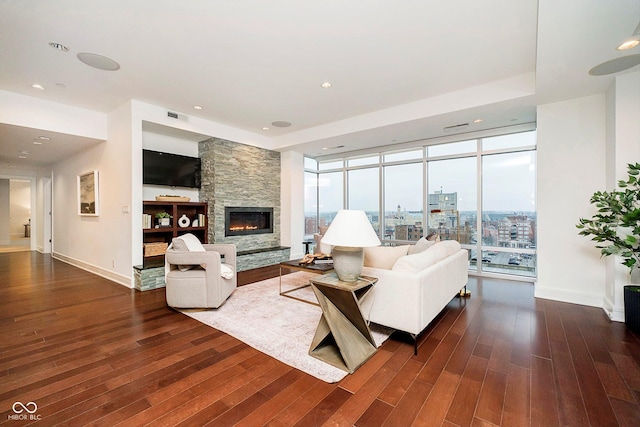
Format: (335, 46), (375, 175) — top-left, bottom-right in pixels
(445, 355), (488, 427)
(382, 378), (433, 426)
(502, 363), (530, 427)
(474, 368), (507, 426)
(412, 370), (461, 427)
(354, 398), (394, 427)
(530, 355), (560, 427)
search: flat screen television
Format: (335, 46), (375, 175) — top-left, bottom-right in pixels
(143, 149), (201, 188)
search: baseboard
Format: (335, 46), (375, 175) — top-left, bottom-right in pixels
(52, 252), (132, 288)
(603, 295), (625, 323)
(534, 286), (604, 309)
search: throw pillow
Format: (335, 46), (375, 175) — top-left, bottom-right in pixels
(364, 245), (410, 270)
(172, 233), (206, 271)
(407, 237), (436, 255)
(392, 240), (461, 274)
(172, 233), (205, 252)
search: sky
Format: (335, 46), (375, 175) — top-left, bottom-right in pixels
(305, 131), (537, 215)
(306, 151), (536, 214)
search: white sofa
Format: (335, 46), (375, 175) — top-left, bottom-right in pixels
(359, 239), (469, 353)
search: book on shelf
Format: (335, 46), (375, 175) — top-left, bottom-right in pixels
(142, 213), (153, 229)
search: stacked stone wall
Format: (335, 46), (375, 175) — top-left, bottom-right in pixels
(199, 138), (282, 256)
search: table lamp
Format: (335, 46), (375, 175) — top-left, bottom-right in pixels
(321, 210), (381, 281)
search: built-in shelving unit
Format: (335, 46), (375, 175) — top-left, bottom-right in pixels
(142, 200), (208, 268)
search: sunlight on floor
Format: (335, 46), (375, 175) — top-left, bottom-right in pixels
(0, 237), (31, 253)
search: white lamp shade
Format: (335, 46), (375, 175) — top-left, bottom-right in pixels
(321, 210), (381, 248)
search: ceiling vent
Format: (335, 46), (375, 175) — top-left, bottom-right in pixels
(167, 111), (189, 121)
(443, 123), (469, 132)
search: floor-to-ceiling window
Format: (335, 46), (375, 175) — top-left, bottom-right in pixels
(304, 157), (319, 238)
(479, 133), (536, 277)
(427, 156), (477, 243)
(383, 159), (423, 241)
(304, 127), (536, 280)
(347, 164), (380, 233)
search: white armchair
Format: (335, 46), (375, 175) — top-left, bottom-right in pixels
(165, 236), (236, 309)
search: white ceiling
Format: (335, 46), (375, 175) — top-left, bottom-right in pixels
(0, 0), (638, 171)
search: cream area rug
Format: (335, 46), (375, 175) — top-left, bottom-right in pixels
(181, 271), (394, 383)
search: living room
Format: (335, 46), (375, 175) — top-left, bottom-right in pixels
(0, 0), (638, 318)
(2, 1), (640, 424)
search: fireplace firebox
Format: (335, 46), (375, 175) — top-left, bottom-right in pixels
(225, 207), (274, 236)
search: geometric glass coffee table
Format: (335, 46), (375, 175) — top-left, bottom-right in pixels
(278, 259), (334, 305)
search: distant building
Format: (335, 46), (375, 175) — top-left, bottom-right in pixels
(497, 215), (534, 248)
(428, 191), (458, 211)
(395, 224), (423, 241)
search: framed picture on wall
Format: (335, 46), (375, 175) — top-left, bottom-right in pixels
(78, 170), (99, 216)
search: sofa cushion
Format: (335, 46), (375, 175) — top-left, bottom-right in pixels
(392, 240), (461, 273)
(364, 245), (410, 270)
(407, 237), (437, 255)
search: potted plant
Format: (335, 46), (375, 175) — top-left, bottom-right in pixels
(577, 162), (640, 332)
(155, 211), (172, 227)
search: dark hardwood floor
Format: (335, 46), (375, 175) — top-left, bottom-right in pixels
(1, 251), (640, 426)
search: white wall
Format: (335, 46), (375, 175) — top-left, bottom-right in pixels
(0, 90), (107, 140)
(51, 101), (134, 287)
(9, 180), (30, 238)
(36, 174), (52, 253)
(0, 180), (9, 244)
(536, 94), (607, 307)
(605, 71), (640, 321)
(280, 150), (305, 259)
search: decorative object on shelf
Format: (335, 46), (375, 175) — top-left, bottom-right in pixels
(577, 162), (640, 331)
(155, 195), (190, 202)
(178, 214), (190, 228)
(320, 210), (381, 281)
(77, 170), (99, 216)
(155, 211), (172, 227)
(192, 218), (199, 227)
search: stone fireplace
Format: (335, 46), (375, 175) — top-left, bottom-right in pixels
(225, 207), (273, 236)
(199, 137), (290, 271)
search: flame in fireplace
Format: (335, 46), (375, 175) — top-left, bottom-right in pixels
(229, 225), (259, 231)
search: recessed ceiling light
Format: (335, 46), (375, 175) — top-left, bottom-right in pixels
(39, 136), (50, 140)
(31, 84), (45, 90)
(48, 42), (69, 52)
(33, 141), (43, 145)
(474, 119), (483, 124)
(262, 127), (270, 130)
(20, 150), (29, 155)
(77, 52), (120, 71)
(272, 121), (292, 127)
(18, 156), (27, 159)
(321, 82), (332, 89)
(193, 105), (203, 110)
(617, 40), (640, 50)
